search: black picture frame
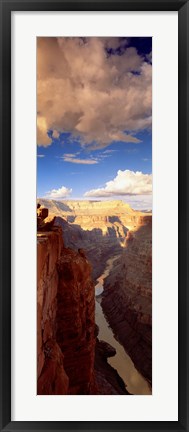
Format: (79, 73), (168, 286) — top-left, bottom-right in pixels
(0, 1), (188, 431)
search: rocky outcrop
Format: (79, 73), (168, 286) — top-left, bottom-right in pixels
(37, 214), (96, 394)
(102, 216), (152, 383)
(56, 247), (96, 394)
(37, 227), (70, 395)
(37, 339), (69, 395)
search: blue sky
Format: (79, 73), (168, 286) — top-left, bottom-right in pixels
(37, 37), (152, 210)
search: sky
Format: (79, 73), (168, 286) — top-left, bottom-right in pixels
(37, 37), (152, 210)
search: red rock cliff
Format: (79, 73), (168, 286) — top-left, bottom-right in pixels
(56, 248), (96, 394)
(37, 223), (96, 394)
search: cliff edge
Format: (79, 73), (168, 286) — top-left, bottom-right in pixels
(37, 217), (96, 394)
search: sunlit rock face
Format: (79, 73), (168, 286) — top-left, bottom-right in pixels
(36, 199), (151, 238)
(102, 216), (152, 383)
(36, 199), (151, 280)
(37, 199), (133, 237)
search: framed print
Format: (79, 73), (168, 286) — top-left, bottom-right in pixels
(0, 0), (189, 431)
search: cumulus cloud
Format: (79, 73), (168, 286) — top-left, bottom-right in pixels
(45, 185), (72, 199)
(84, 169), (152, 197)
(37, 37), (152, 148)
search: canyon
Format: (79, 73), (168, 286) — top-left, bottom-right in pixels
(38, 199), (151, 279)
(102, 216), (152, 384)
(37, 209), (129, 395)
(37, 200), (152, 394)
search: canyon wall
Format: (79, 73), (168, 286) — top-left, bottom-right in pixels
(37, 214), (129, 395)
(55, 216), (122, 281)
(37, 199), (151, 282)
(56, 247), (96, 394)
(37, 199), (150, 234)
(102, 216), (152, 383)
(37, 224), (96, 394)
(37, 201), (152, 391)
(37, 227), (69, 394)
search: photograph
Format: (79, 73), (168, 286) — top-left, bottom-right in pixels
(1, 0), (189, 429)
(36, 36), (152, 396)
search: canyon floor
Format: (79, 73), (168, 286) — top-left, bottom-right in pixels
(37, 199), (152, 395)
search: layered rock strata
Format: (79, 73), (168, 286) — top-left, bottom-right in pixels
(102, 216), (152, 383)
(37, 199), (151, 231)
(36, 199), (151, 281)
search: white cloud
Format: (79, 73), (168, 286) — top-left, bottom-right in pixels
(62, 155), (98, 164)
(52, 130), (60, 139)
(37, 37), (152, 148)
(84, 169), (152, 197)
(103, 149), (117, 154)
(37, 115), (51, 147)
(37, 154), (45, 158)
(45, 185), (72, 199)
(63, 153), (76, 158)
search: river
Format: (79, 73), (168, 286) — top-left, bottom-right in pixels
(95, 256), (151, 395)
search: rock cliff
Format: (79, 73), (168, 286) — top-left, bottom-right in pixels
(37, 222), (96, 394)
(54, 215), (122, 281)
(37, 227), (70, 394)
(37, 209), (129, 395)
(102, 216), (152, 383)
(56, 247), (96, 394)
(37, 199), (150, 282)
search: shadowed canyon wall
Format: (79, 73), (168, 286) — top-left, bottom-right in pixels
(102, 216), (152, 383)
(37, 214), (129, 395)
(37, 225), (96, 394)
(37, 199), (151, 282)
(37, 227), (69, 394)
